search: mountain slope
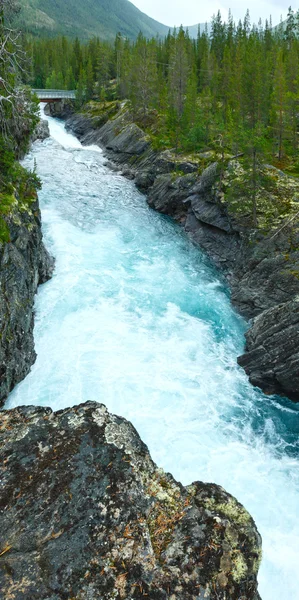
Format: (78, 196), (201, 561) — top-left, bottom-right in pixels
(16, 0), (171, 40)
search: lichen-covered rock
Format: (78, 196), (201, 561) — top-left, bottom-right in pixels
(0, 402), (262, 600)
(0, 199), (54, 407)
(238, 297), (299, 400)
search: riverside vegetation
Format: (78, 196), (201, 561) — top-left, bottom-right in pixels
(0, 0), (41, 242)
(26, 6), (299, 229)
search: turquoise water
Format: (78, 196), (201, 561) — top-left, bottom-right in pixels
(6, 109), (299, 599)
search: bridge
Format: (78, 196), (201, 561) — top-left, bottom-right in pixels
(34, 89), (76, 102)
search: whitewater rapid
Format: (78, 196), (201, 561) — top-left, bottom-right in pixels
(6, 107), (299, 600)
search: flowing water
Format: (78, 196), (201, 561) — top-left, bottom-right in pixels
(5, 107), (299, 600)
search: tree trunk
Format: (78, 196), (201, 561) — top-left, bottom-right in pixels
(252, 148), (258, 227)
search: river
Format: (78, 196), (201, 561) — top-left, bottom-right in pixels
(5, 107), (299, 600)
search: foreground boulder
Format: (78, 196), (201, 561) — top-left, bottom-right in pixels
(0, 402), (262, 600)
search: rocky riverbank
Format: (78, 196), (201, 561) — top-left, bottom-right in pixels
(0, 197), (53, 407)
(45, 100), (299, 402)
(0, 120), (53, 407)
(0, 401), (262, 600)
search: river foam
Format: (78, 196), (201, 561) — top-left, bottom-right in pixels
(6, 108), (299, 600)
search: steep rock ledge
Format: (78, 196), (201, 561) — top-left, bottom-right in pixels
(31, 119), (50, 144)
(238, 297), (299, 399)
(0, 197), (53, 407)
(0, 401), (262, 600)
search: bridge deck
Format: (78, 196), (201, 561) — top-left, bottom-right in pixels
(34, 89), (76, 100)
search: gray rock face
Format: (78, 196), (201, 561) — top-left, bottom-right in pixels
(135, 169), (156, 191)
(65, 109), (131, 150)
(44, 100), (75, 120)
(189, 194), (233, 233)
(192, 162), (219, 194)
(0, 199), (54, 407)
(148, 173), (197, 220)
(185, 210), (242, 270)
(107, 123), (150, 155)
(0, 401), (262, 600)
(238, 297), (299, 399)
(65, 112), (96, 138)
(31, 120), (50, 142)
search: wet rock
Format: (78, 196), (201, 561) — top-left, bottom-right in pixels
(89, 109), (132, 147)
(31, 120), (50, 142)
(231, 250), (299, 317)
(121, 167), (135, 179)
(0, 401), (262, 600)
(44, 100), (75, 120)
(238, 297), (299, 400)
(185, 210), (241, 270)
(67, 109), (132, 150)
(0, 199), (54, 407)
(103, 160), (121, 172)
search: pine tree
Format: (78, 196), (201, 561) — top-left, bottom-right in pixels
(129, 34), (158, 119)
(75, 67), (86, 107)
(85, 57), (94, 101)
(285, 7), (296, 45)
(169, 28), (189, 118)
(167, 28), (190, 151)
(271, 49), (288, 160)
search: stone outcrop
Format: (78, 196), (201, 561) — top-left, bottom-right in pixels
(67, 108), (150, 157)
(57, 104), (299, 401)
(148, 173), (198, 220)
(0, 198), (53, 407)
(0, 401), (262, 600)
(31, 119), (50, 143)
(238, 297), (299, 399)
(44, 100), (75, 120)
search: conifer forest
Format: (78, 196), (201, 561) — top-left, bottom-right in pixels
(27, 8), (299, 173)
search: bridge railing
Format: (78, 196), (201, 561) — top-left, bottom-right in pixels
(33, 89), (76, 99)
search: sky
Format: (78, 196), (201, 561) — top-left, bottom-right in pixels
(130, 0), (295, 27)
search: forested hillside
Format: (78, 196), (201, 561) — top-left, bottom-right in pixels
(15, 0), (171, 40)
(27, 7), (299, 229)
